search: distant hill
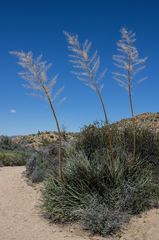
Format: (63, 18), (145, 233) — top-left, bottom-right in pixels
(114, 112), (159, 133)
(11, 131), (77, 150)
(1, 112), (158, 150)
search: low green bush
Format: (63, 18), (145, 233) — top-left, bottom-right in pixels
(75, 122), (159, 164)
(0, 136), (16, 151)
(0, 150), (28, 166)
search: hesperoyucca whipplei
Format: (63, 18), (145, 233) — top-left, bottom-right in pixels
(10, 51), (65, 181)
(113, 27), (147, 160)
(64, 32), (115, 176)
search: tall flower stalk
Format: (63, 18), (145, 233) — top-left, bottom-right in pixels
(64, 32), (115, 176)
(10, 51), (65, 181)
(113, 27), (147, 159)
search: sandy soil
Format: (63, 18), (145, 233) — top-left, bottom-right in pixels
(0, 166), (159, 240)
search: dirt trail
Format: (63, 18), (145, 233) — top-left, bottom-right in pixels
(0, 167), (159, 240)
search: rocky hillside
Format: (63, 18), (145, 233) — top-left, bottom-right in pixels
(12, 131), (77, 150)
(4, 112), (159, 150)
(114, 112), (159, 133)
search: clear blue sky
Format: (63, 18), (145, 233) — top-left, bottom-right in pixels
(0, 0), (158, 136)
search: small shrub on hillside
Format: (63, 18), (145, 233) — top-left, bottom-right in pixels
(0, 136), (16, 150)
(75, 123), (159, 163)
(0, 136), (31, 153)
(118, 125), (159, 163)
(75, 122), (107, 159)
(136, 128), (159, 163)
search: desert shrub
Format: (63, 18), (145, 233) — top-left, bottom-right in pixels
(42, 149), (159, 235)
(41, 122), (159, 235)
(80, 175), (159, 236)
(75, 123), (159, 164)
(26, 152), (50, 182)
(41, 136), (52, 146)
(0, 136), (32, 153)
(75, 123), (128, 160)
(0, 136), (16, 150)
(0, 150), (28, 166)
(31, 166), (45, 183)
(119, 125), (159, 164)
(136, 128), (159, 163)
(26, 145), (60, 182)
(26, 153), (37, 175)
(79, 194), (129, 235)
(75, 122), (106, 159)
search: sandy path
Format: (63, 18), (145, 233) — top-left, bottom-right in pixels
(119, 208), (159, 240)
(0, 167), (159, 240)
(0, 167), (105, 240)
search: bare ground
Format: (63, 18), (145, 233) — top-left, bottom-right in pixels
(0, 166), (159, 240)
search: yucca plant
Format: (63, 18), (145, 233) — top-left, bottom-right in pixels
(10, 51), (65, 181)
(113, 27), (147, 159)
(64, 32), (115, 176)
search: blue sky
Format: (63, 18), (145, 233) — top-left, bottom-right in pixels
(0, 0), (159, 136)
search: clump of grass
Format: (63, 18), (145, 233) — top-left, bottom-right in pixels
(42, 176), (88, 222)
(0, 150), (28, 166)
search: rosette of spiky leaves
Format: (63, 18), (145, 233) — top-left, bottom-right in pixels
(113, 27), (147, 91)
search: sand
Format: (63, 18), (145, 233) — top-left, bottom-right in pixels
(0, 166), (159, 240)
